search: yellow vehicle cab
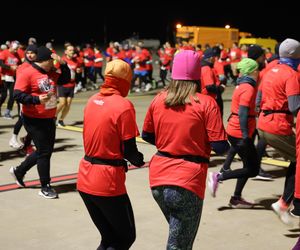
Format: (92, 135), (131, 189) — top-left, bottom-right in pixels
(239, 37), (278, 52)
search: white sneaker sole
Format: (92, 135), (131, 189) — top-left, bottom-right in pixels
(229, 203), (253, 209)
(252, 175), (273, 181)
(38, 191), (58, 199)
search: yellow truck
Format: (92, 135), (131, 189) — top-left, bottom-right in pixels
(238, 37), (278, 52)
(175, 26), (240, 48)
(175, 25), (278, 51)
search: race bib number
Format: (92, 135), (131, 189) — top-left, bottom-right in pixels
(4, 75), (14, 82)
(45, 95), (57, 110)
(70, 69), (76, 80)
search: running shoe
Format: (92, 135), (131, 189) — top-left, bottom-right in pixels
(39, 184), (58, 199)
(208, 172), (219, 197)
(9, 166), (26, 187)
(271, 199), (293, 226)
(229, 196), (254, 209)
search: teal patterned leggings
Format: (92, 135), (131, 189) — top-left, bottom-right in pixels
(152, 186), (203, 250)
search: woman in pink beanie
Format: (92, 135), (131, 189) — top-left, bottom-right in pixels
(142, 50), (229, 249)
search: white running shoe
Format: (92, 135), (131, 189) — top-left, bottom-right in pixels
(145, 83), (152, 92)
(9, 137), (23, 149)
(271, 200), (293, 226)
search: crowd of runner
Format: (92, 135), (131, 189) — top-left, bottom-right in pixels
(1, 35), (300, 249)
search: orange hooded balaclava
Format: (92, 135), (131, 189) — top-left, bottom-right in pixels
(100, 59), (132, 97)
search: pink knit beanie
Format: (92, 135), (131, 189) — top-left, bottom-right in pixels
(171, 50), (201, 80)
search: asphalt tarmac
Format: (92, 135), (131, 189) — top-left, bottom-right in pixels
(0, 84), (298, 250)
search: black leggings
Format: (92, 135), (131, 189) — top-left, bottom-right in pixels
(282, 161), (296, 204)
(79, 191), (136, 250)
(13, 103), (23, 135)
(131, 74), (148, 90)
(0, 81), (15, 110)
(220, 135), (260, 197)
(222, 130), (267, 172)
(94, 67), (104, 82)
(159, 69), (168, 86)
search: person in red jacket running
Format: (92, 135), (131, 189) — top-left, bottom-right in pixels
(0, 41), (21, 118)
(258, 38), (300, 225)
(77, 59), (144, 250)
(208, 58), (260, 208)
(10, 46), (71, 199)
(56, 44), (80, 127)
(9, 44), (38, 150)
(93, 46), (105, 83)
(291, 111), (300, 249)
(142, 50), (228, 249)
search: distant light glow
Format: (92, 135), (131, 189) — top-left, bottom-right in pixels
(176, 23), (182, 29)
(225, 25), (230, 29)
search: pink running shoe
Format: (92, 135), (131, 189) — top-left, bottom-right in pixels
(208, 172), (219, 197)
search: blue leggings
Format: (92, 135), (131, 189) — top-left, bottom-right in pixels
(152, 186), (203, 250)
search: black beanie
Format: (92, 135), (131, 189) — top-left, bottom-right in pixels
(26, 44), (38, 53)
(36, 46), (52, 62)
(247, 45), (265, 60)
(203, 48), (217, 59)
(212, 46), (221, 57)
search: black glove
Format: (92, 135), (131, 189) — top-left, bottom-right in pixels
(123, 138), (145, 167)
(128, 152), (145, 168)
(291, 198), (300, 216)
(218, 84), (226, 94)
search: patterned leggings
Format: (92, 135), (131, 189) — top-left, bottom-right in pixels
(152, 186), (203, 250)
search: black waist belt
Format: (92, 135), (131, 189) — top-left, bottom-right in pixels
(84, 155), (127, 167)
(262, 110), (292, 116)
(227, 112), (256, 122)
(156, 151), (209, 164)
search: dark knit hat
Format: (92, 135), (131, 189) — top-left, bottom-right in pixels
(247, 45), (265, 60)
(26, 44), (38, 53)
(203, 48), (217, 59)
(36, 46), (52, 62)
(212, 46), (221, 57)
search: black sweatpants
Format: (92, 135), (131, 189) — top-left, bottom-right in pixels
(17, 115), (56, 186)
(79, 191), (136, 250)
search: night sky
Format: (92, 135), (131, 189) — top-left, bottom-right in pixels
(2, 4), (299, 47)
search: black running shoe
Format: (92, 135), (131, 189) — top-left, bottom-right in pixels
(9, 167), (26, 187)
(229, 196), (254, 209)
(253, 169), (273, 181)
(57, 120), (65, 127)
(39, 184), (58, 199)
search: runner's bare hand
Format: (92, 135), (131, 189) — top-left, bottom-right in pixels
(39, 94), (51, 104)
